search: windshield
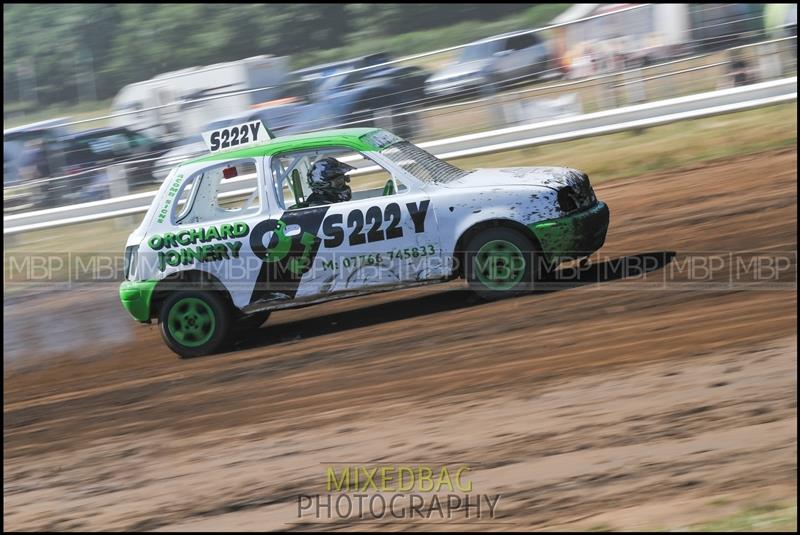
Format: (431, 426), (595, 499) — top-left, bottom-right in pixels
(315, 70), (363, 98)
(458, 41), (499, 62)
(381, 141), (469, 184)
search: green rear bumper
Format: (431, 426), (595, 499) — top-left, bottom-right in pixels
(120, 280), (158, 322)
(530, 202), (610, 264)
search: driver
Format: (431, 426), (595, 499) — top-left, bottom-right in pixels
(305, 157), (355, 206)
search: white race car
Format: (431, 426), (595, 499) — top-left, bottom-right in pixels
(120, 123), (609, 357)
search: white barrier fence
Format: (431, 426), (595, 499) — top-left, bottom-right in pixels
(3, 76), (796, 235)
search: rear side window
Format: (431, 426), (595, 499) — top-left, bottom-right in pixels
(79, 132), (131, 159)
(127, 131), (152, 149)
(172, 159), (260, 225)
(65, 140), (95, 166)
(173, 174), (199, 223)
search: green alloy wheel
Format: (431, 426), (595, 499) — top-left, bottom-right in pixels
(465, 227), (540, 301)
(159, 290), (232, 358)
(167, 297), (216, 347)
(474, 240), (526, 290)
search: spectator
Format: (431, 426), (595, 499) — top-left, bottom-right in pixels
(728, 50), (751, 87)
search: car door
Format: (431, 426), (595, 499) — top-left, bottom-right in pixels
(493, 38), (516, 81)
(262, 147), (441, 303)
(143, 156), (269, 311)
(315, 179), (438, 295)
(507, 34), (537, 80)
(526, 33), (550, 76)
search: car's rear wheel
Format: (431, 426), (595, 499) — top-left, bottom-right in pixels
(159, 290), (232, 358)
(465, 227), (542, 301)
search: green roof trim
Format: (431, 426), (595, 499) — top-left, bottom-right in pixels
(185, 127), (384, 165)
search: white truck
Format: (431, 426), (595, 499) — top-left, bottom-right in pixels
(110, 55), (290, 145)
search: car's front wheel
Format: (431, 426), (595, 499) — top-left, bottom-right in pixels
(464, 227), (542, 301)
(159, 290), (232, 358)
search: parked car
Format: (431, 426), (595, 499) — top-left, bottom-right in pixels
(291, 53), (393, 98)
(4, 118), (72, 184)
(4, 124), (170, 211)
(425, 30), (557, 100)
(64, 127), (171, 188)
(288, 53), (428, 139)
(4, 119), (74, 212)
(689, 3), (763, 53)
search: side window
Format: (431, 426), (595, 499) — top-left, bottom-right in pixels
(127, 131), (152, 149)
(107, 133), (132, 154)
(271, 153), (311, 209)
(273, 147), (406, 212)
(86, 133), (131, 158)
(507, 34), (537, 51)
(348, 152), (406, 201)
(65, 140), (93, 167)
(341, 70), (365, 90)
(174, 173), (199, 222)
(172, 158), (260, 224)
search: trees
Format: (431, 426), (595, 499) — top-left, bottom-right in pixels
(3, 4), (536, 109)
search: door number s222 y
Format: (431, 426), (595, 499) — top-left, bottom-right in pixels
(322, 200), (430, 248)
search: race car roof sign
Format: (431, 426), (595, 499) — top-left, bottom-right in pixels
(202, 120), (272, 154)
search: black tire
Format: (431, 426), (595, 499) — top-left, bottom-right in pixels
(235, 310), (271, 334)
(158, 290), (233, 358)
(464, 227), (542, 301)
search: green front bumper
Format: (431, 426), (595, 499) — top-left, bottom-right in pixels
(120, 280), (158, 322)
(530, 202), (610, 264)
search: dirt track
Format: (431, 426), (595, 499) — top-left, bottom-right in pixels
(3, 149), (797, 531)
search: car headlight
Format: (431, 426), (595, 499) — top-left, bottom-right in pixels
(557, 187), (578, 213)
(557, 172), (597, 213)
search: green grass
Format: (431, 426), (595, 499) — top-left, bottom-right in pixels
(687, 503), (797, 532)
(449, 101), (797, 184)
(586, 523), (613, 531)
(3, 98), (114, 131)
(707, 497), (733, 507)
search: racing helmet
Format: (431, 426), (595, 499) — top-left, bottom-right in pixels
(307, 157), (355, 202)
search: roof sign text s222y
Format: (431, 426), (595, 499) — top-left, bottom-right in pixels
(201, 120), (273, 154)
